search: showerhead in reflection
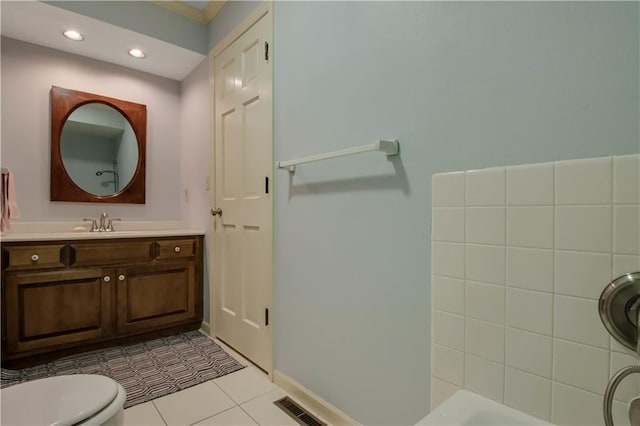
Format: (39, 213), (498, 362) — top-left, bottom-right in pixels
(95, 169), (119, 192)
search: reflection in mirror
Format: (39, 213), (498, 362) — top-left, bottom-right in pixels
(51, 86), (146, 203)
(60, 103), (139, 196)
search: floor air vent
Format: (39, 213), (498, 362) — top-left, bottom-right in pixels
(274, 396), (327, 426)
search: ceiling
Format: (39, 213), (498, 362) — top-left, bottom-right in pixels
(0, 1), (225, 81)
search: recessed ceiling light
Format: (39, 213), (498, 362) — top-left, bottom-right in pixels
(63, 30), (84, 41)
(128, 48), (147, 59)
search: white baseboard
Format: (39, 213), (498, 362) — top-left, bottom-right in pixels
(273, 370), (360, 426)
(199, 321), (211, 336)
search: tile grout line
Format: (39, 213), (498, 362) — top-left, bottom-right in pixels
(550, 159), (556, 422)
(210, 371), (284, 422)
(462, 171), (467, 391)
(151, 400), (169, 426)
(187, 405), (245, 426)
(607, 156), (614, 415)
(502, 169), (507, 405)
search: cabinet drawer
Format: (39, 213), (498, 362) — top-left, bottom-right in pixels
(3, 244), (66, 270)
(71, 241), (153, 267)
(155, 239), (195, 260)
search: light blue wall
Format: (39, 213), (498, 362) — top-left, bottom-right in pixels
(273, 2), (639, 424)
(60, 133), (117, 196)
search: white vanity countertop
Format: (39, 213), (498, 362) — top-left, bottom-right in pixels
(0, 221), (205, 242)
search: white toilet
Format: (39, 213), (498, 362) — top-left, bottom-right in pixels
(1, 374), (126, 426)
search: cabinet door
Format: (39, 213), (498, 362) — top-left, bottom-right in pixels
(4, 268), (113, 355)
(116, 261), (196, 334)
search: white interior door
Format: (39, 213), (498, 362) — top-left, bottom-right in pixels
(212, 9), (272, 373)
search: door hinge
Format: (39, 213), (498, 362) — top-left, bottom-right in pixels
(265, 41), (269, 61)
(265, 176), (269, 194)
(265, 308), (269, 326)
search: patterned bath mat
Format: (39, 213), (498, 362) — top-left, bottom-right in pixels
(0, 331), (245, 408)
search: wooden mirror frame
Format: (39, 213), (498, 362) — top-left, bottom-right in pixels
(50, 86), (146, 203)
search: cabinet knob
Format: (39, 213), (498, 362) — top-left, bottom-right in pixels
(118, 274), (125, 281)
(31, 254), (39, 262)
(174, 246), (181, 253)
(104, 276), (111, 282)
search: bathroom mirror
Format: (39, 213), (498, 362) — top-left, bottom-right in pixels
(50, 86), (146, 203)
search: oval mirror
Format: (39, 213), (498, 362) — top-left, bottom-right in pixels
(51, 86), (146, 203)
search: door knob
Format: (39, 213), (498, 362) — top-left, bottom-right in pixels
(210, 208), (222, 216)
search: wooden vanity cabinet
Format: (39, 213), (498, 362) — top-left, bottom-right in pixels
(1, 235), (203, 368)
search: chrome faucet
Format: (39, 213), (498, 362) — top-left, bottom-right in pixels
(82, 212), (120, 232)
(82, 217), (98, 232)
(99, 212), (108, 231)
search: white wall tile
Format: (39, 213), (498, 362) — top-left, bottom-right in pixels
(431, 154), (639, 420)
(465, 354), (505, 403)
(504, 368), (552, 422)
(433, 172), (465, 207)
(613, 255), (640, 278)
(432, 344), (464, 385)
(432, 242), (465, 279)
(553, 339), (609, 394)
(610, 351), (640, 403)
(465, 318), (505, 363)
(466, 167), (506, 207)
(505, 328), (552, 378)
(554, 295), (610, 349)
(430, 377), (461, 411)
(506, 288), (552, 335)
(614, 205), (640, 255)
(506, 162), (554, 206)
(555, 157), (612, 205)
(507, 207), (554, 249)
(555, 250), (612, 299)
(551, 382), (603, 426)
(466, 281), (505, 325)
(466, 207), (506, 245)
(613, 154), (640, 204)
(611, 336), (636, 354)
(432, 207), (465, 243)
(556, 206), (612, 252)
(506, 247), (554, 292)
(433, 310), (465, 351)
(466, 244), (505, 285)
(432, 275), (465, 315)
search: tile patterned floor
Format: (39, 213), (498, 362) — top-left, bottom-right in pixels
(123, 338), (323, 426)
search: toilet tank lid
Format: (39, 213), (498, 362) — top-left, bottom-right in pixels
(1, 374), (119, 426)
